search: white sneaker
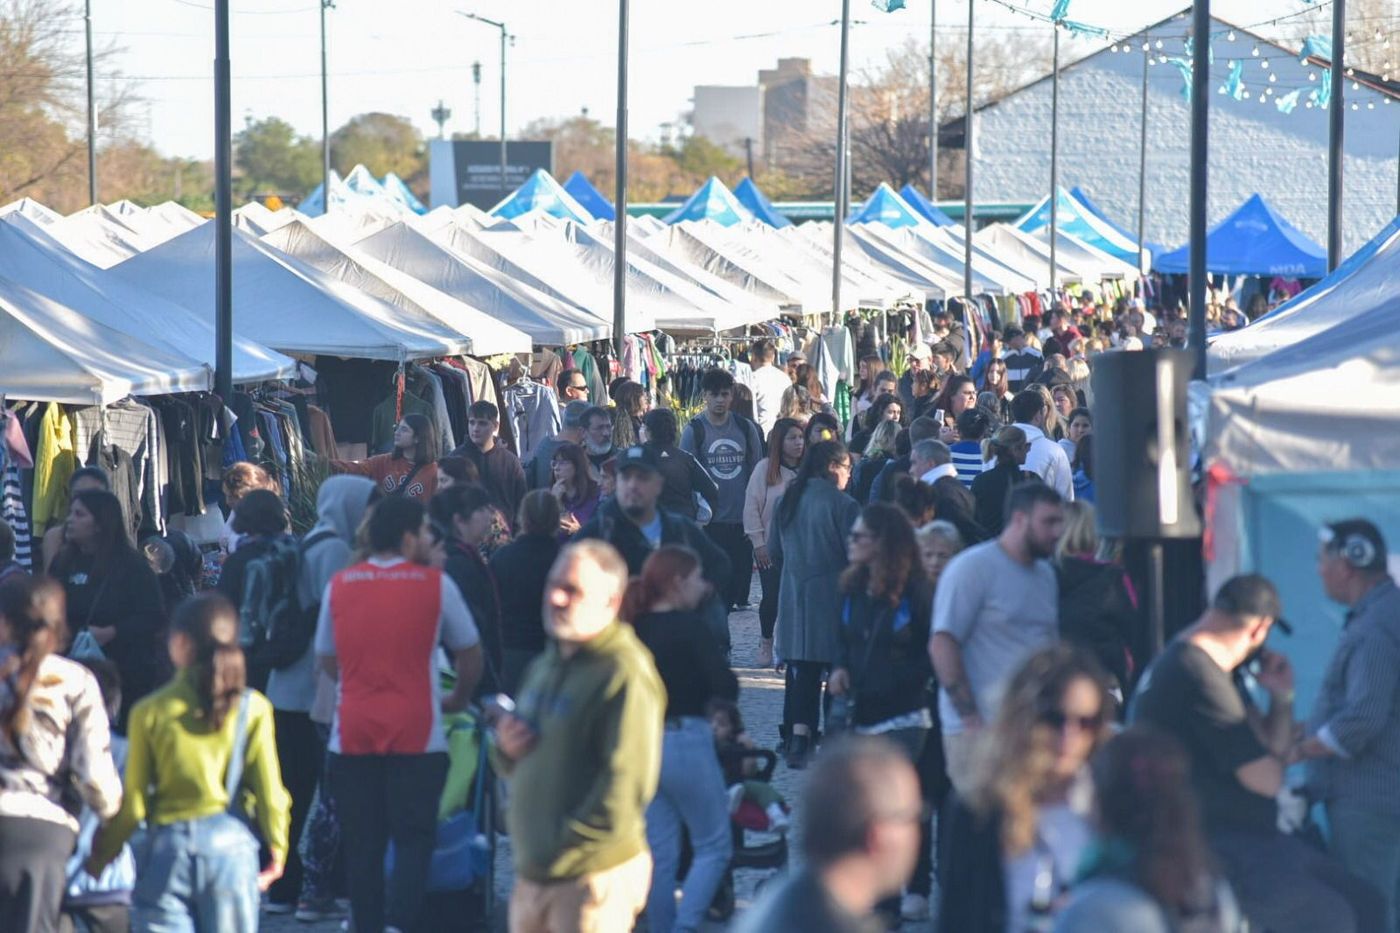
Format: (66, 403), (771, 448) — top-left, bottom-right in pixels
(765, 802), (790, 832)
(901, 893), (930, 921)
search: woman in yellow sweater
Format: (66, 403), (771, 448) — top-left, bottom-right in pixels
(89, 593), (290, 931)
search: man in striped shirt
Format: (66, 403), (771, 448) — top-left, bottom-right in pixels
(1295, 520), (1400, 932)
(998, 326), (1043, 393)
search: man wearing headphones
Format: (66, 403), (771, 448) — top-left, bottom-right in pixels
(1295, 519), (1400, 932)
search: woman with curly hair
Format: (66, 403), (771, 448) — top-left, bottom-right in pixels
(937, 645), (1111, 933)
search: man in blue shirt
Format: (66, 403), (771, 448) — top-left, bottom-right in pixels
(1295, 519), (1400, 932)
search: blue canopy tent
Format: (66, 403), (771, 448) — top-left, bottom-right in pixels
(1155, 194), (1327, 277)
(1069, 186), (1164, 257)
(733, 177), (792, 228)
(381, 172), (427, 215)
(563, 171), (616, 221)
(491, 169), (593, 223)
(1016, 187), (1144, 264)
(847, 184), (924, 229)
(899, 184), (956, 227)
(662, 177), (753, 226)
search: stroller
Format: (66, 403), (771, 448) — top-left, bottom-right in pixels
(707, 746), (790, 921)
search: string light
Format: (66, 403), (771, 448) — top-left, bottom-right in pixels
(1261, 60), (1269, 69)
(1269, 73), (1277, 82)
(1251, 46), (1260, 57)
(1226, 30), (1236, 42)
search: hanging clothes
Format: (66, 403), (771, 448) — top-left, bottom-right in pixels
(2, 455), (33, 571)
(501, 380), (561, 462)
(31, 403), (76, 534)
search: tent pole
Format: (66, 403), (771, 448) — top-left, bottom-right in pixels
(214, 0), (233, 401)
(1327, 0), (1345, 271)
(929, 0), (937, 199)
(613, 0), (629, 357)
(84, 0), (96, 206)
(832, 0), (851, 320)
(1049, 26), (1059, 296)
(961, 0), (974, 359)
(500, 23), (508, 206)
(1188, 0), (1209, 380)
(320, 0), (331, 215)
(1137, 44), (1149, 281)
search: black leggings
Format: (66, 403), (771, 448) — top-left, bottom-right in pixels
(0, 816), (76, 933)
(758, 563), (780, 641)
(783, 662), (826, 733)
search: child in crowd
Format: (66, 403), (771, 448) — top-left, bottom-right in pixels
(707, 699), (789, 832)
(63, 659), (135, 933)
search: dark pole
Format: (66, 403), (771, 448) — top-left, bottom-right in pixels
(1137, 45), (1149, 279)
(962, 0), (974, 306)
(1188, 0), (1209, 379)
(1049, 26), (1059, 293)
(929, 0), (937, 197)
(1328, 0), (1345, 270)
(833, 0), (852, 321)
(214, 0), (233, 401)
(613, 0), (629, 356)
(745, 137), (755, 179)
(84, 0), (96, 205)
(320, 0), (331, 214)
(499, 24), (508, 203)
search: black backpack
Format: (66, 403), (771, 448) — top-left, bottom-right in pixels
(239, 529), (336, 671)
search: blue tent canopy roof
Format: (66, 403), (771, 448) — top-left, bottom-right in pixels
(1016, 187), (1143, 263)
(492, 169), (593, 223)
(898, 185), (955, 227)
(733, 177), (792, 228)
(1155, 194), (1327, 277)
(1069, 186), (1164, 256)
(662, 177), (753, 226)
(563, 171), (616, 221)
(381, 172), (427, 215)
(847, 184), (924, 229)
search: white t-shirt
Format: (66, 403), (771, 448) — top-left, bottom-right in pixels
(749, 364), (794, 437)
(932, 539), (1059, 733)
(1014, 422), (1075, 501)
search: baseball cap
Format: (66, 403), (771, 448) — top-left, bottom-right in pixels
(908, 343), (933, 361)
(615, 445), (661, 475)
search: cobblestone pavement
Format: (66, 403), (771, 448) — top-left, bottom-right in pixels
(266, 579), (939, 932)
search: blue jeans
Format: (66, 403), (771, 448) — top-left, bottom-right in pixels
(1328, 801), (1400, 932)
(131, 815), (260, 932)
(645, 718), (732, 933)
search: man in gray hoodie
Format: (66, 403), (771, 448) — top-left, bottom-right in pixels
(269, 475), (377, 919)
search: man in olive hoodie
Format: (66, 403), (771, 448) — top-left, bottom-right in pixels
(495, 540), (665, 933)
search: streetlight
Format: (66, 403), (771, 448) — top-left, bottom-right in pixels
(321, 0), (334, 215)
(85, 0), (96, 205)
(214, 0), (233, 403)
(459, 11), (510, 204)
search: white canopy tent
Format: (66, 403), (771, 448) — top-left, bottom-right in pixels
(261, 220), (531, 355)
(0, 198), (62, 226)
(769, 225), (920, 307)
(799, 222), (956, 300)
(858, 224), (1036, 296)
(0, 223), (294, 383)
(233, 202), (303, 236)
(1207, 218), (1400, 374)
(111, 224), (467, 360)
(0, 275), (212, 404)
(1, 211), (144, 268)
(1031, 227), (1140, 283)
(727, 222), (903, 310)
(425, 223), (660, 334)
(975, 224), (1089, 286)
(639, 221), (807, 310)
(356, 222), (614, 345)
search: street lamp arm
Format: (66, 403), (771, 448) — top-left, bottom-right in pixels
(458, 10), (505, 30)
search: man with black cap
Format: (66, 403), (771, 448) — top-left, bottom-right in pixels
(1131, 574), (1383, 933)
(1295, 519), (1400, 931)
(574, 446), (732, 649)
(1000, 326), (1044, 393)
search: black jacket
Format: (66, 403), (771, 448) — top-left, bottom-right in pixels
(837, 578), (933, 727)
(1057, 556), (1138, 689)
(931, 475), (987, 545)
(851, 453), (891, 506)
(631, 609), (737, 719)
(971, 462), (1033, 537)
(937, 797), (1006, 933)
(444, 539), (504, 693)
(646, 442), (718, 521)
(487, 532), (560, 655)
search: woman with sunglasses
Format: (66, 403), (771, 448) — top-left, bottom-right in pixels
(827, 502), (936, 924)
(937, 645), (1111, 933)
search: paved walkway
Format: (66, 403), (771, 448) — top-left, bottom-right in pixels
(267, 582), (940, 931)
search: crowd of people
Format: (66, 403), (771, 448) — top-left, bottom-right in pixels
(0, 317), (1396, 933)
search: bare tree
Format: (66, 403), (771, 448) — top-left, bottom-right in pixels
(1283, 0), (1397, 77)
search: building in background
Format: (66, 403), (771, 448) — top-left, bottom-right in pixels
(691, 58), (838, 172)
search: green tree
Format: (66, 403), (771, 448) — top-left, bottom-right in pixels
(671, 134), (743, 183)
(234, 116), (321, 200)
(330, 112), (424, 180)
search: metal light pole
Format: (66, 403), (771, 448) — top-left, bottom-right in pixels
(320, 0), (333, 214)
(1137, 45), (1149, 279)
(1328, 0), (1346, 270)
(962, 0), (974, 306)
(84, 0), (97, 205)
(929, 0), (937, 197)
(833, 0), (852, 320)
(1188, 0), (1209, 379)
(1049, 25), (1060, 293)
(461, 12), (510, 202)
(472, 62), (483, 136)
(214, 0), (233, 401)
(613, 0), (629, 355)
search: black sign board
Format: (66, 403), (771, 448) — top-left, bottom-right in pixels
(441, 140), (553, 209)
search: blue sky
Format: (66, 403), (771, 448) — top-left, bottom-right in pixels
(85, 0), (1341, 159)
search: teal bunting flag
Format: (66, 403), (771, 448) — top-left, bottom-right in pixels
(871, 0), (906, 9)
(1221, 61), (1245, 100)
(1167, 57), (1193, 100)
(1275, 88), (1303, 114)
(1050, 0), (1071, 19)
(1300, 35), (1332, 62)
(1059, 19), (1108, 39)
(1309, 69), (1332, 108)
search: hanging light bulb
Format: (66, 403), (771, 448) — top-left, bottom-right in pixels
(1268, 72), (1277, 83)
(1159, 54), (1169, 64)
(1376, 28), (1384, 42)
(1309, 71), (1318, 81)
(1242, 90), (1251, 99)
(1352, 81), (1360, 90)
(1367, 102), (1375, 109)
(1351, 102), (1359, 110)
(1142, 41), (1150, 52)
(1155, 39), (1164, 50)
(1346, 67), (1355, 77)
(1306, 100), (1315, 108)
(1261, 60), (1269, 69)
(1251, 46), (1260, 57)
(1110, 44), (1118, 53)
(1227, 30), (1236, 42)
